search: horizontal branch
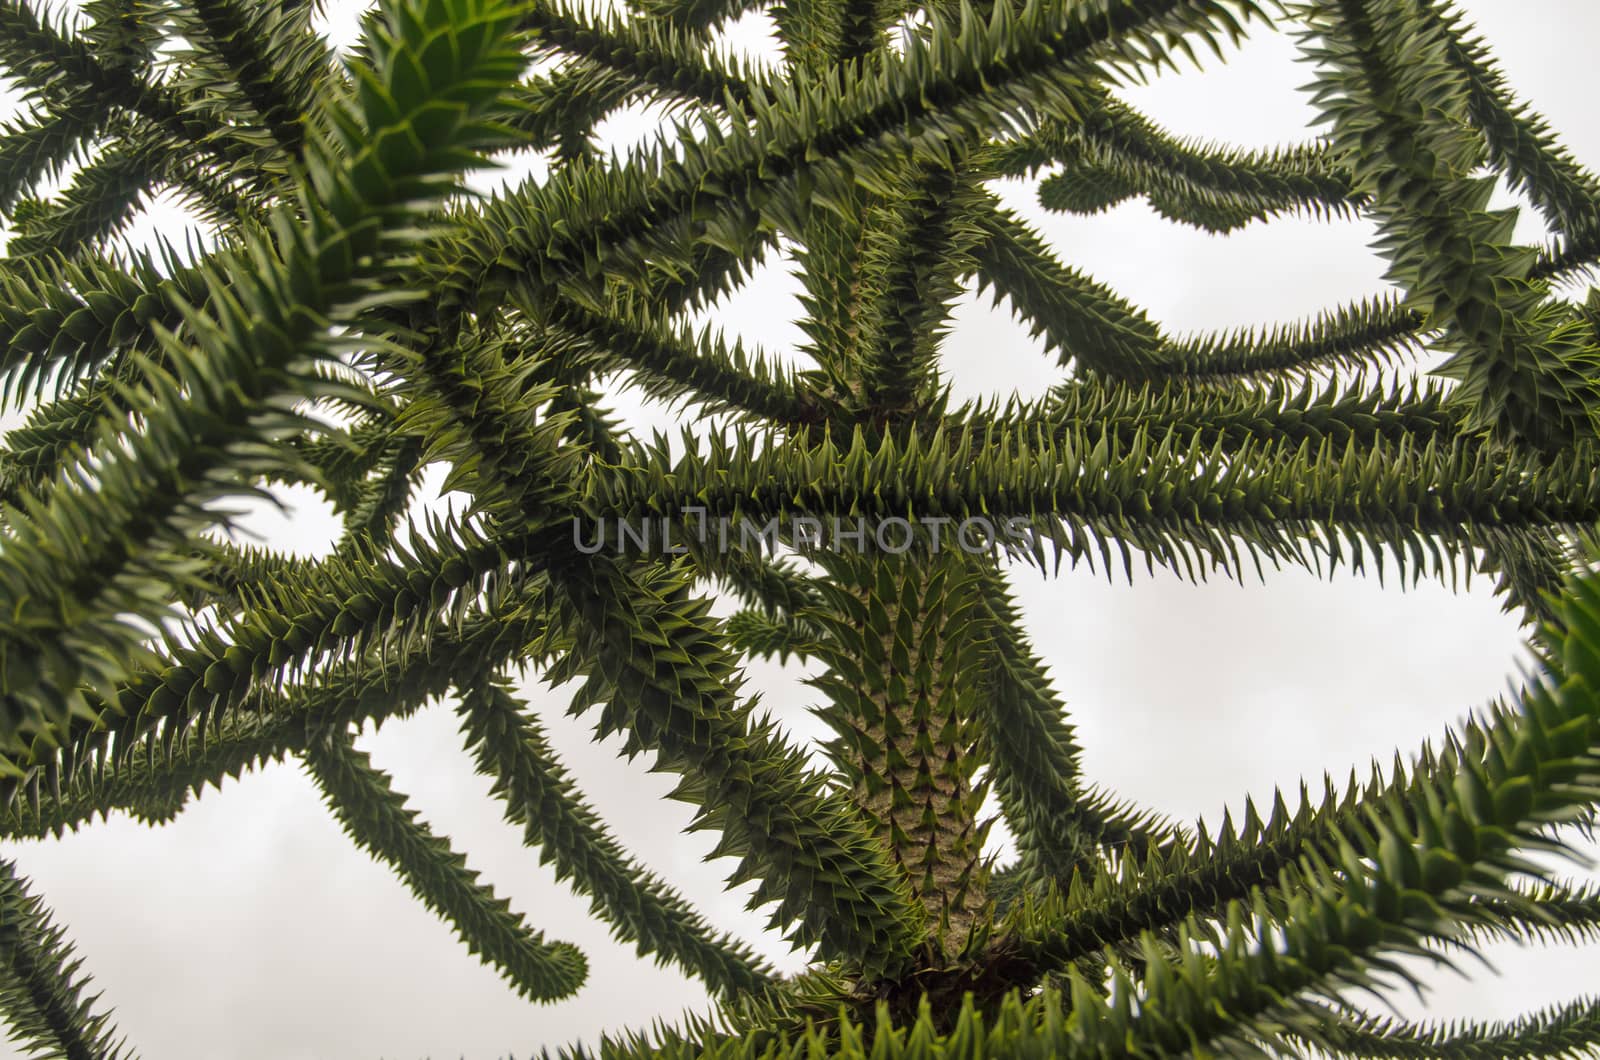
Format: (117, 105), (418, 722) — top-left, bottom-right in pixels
(590, 420), (1600, 585)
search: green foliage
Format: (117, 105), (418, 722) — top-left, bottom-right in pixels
(0, 858), (133, 1060)
(305, 725), (590, 1001)
(0, 0), (1595, 1055)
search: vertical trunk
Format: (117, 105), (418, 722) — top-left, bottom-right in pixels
(807, 546), (991, 957)
(788, 147), (989, 963)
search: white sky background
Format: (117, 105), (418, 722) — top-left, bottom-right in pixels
(1, 1), (1598, 1058)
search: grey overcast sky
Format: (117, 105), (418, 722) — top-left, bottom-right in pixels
(2, 2), (1599, 1058)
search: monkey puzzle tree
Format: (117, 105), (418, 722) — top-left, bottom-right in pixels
(3, 0), (1600, 1054)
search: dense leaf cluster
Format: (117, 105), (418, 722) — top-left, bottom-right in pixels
(0, 0), (1597, 1055)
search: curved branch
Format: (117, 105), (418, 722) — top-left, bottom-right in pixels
(303, 728), (588, 1002)
(459, 680), (777, 997)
